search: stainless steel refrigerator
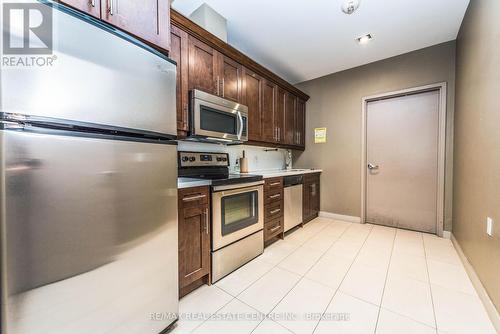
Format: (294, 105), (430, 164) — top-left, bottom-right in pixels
(0, 2), (178, 333)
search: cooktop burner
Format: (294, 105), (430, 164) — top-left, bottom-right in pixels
(178, 151), (263, 186)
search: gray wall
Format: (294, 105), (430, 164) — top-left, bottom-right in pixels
(453, 0), (500, 312)
(294, 41), (456, 231)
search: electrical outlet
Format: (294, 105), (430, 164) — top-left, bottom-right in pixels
(486, 217), (494, 237)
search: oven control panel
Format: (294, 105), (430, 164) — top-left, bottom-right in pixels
(178, 152), (229, 167)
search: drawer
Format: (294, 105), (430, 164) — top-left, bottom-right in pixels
(265, 177), (283, 191)
(265, 200), (283, 220)
(264, 187), (283, 204)
(178, 186), (209, 209)
(264, 216), (284, 242)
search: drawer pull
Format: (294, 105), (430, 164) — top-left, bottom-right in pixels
(269, 182), (281, 187)
(269, 194), (281, 199)
(182, 194), (206, 202)
(270, 225), (281, 232)
(270, 208), (281, 214)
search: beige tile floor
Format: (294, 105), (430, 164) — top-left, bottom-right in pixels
(171, 217), (497, 334)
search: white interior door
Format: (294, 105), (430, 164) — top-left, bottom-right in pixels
(366, 90), (440, 233)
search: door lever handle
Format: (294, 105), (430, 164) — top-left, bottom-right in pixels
(367, 163), (379, 170)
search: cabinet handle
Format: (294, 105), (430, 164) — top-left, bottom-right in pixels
(108, 0), (114, 15)
(269, 182), (281, 187)
(221, 78), (225, 97)
(205, 208), (209, 235)
(216, 76), (220, 96)
(278, 128), (281, 141)
(270, 208), (281, 214)
(270, 225), (281, 232)
(182, 194), (206, 202)
(89, 0), (95, 7)
(269, 194), (281, 199)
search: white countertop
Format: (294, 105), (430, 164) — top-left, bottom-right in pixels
(248, 169), (322, 179)
(177, 169), (321, 189)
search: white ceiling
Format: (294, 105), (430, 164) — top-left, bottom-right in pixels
(172, 0), (470, 84)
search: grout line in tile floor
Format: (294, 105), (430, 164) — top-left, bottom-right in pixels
(422, 233), (440, 333)
(181, 221), (496, 334)
(247, 221), (337, 333)
(187, 221), (334, 334)
(310, 224), (375, 334)
(372, 227), (397, 334)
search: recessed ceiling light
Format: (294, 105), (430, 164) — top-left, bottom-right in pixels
(356, 34), (373, 44)
(341, 0), (361, 15)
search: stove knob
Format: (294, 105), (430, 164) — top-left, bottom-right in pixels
(222, 158), (227, 162)
(216, 157), (222, 162)
(189, 157), (196, 162)
(181, 156), (189, 162)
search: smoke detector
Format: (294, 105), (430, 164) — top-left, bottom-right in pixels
(341, 0), (361, 15)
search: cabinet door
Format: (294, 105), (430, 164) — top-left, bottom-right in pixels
(188, 36), (218, 96)
(283, 92), (297, 145)
(243, 68), (263, 141)
(170, 25), (189, 136)
(261, 80), (277, 142)
(311, 176), (320, 216)
(101, 0), (170, 51)
(276, 88), (286, 143)
(303, 179), (311, 222)
(59, 0), (101, 18)
(178, 187), (210, 290)
(295, 99), (306, 147)
(220, 55), (243, 103)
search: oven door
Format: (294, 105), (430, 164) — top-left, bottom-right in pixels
(192, 97), (248, 142)
(212, 182), (264, 250)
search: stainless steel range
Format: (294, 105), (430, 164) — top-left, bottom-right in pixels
(178, 152), (264, 283)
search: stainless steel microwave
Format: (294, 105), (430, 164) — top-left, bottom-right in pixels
(189, 89), (248, 143)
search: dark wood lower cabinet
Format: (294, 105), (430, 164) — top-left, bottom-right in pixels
(178, 186), (211, 298)
(303, 173), (321, 224)
(264, 177), (284, 246)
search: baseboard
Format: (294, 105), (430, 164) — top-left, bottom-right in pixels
(451, 234), (500, 332)
(442, 231), (451, 239)
(319, 212), (361, 223)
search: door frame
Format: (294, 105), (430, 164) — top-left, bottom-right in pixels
(360, 82), (447, 237)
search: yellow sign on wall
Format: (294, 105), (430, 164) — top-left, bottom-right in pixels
(314, 128), (327, 143)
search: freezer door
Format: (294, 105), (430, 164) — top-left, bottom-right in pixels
(0, 130), (178, 334)
(0, 2), (176, 136)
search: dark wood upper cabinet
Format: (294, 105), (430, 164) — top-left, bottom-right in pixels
(276, 88), (286, 144)
(295, 99), (306, 147)
(59, 0), (102, 18)
(261, 80), (277, 143)
(101, 0), (170, 51)
(170, 25), (189, 136)
(178, 187), (210, 297)
(188, 36), (219, 96)
(219, 56), (243, 103)
(170, 10), (308, 150)
(243, 68), (263, 141)
(284, 92), (297, 145)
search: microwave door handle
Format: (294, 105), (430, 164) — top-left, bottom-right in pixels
(237, 112), (244, 140)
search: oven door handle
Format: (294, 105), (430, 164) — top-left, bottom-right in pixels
(212, 180), (264, 192)
(237, 111), (244, 140)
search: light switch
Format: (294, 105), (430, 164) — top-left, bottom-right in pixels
(486, 217), (494, 237)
